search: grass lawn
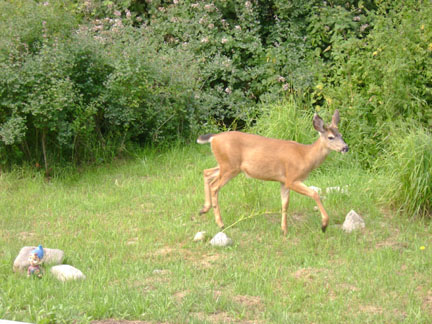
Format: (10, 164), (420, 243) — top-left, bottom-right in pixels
(1, 145), (431, 323)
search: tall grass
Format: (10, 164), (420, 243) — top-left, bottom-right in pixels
(253, 98), (314, 143)
(377, 126), (432, 217)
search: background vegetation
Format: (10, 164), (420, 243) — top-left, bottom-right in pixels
(0, 0), (429, 221)
(0, 1), (431, 322)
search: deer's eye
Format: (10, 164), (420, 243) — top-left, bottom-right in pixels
(328, 136), (335, 140)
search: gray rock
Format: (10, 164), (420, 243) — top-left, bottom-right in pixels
(210, 232), (233, 247)
(50, 265), (86, 282)
(342, 210), (365, 233)
(13, 246), (64, 272)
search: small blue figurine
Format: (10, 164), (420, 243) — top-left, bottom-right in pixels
(27, 245), (44, 278)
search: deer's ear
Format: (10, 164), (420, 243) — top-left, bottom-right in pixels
(331, 110), (340, 128)
(313, 114), (326, 133)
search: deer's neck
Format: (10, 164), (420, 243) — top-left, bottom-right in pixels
(304, 137), (330, 171)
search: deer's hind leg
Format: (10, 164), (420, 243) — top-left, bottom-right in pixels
(280, 183), (290, 236)
(199, 167), (220, 215)
(209, 167), (239, 229)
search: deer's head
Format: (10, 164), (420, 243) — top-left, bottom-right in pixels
(313, 110), (349, 153)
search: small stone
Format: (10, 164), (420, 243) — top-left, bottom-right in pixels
(193, 231), (207, 242)
(309, 186), (322, 194)
(153, 269), (171, 275)
(342, 210), (365, 233)
(210, 232), (233, 247)
(50, 265), (86, 282)
(326, 185), (349, 194)
(13, 246), (64, 273)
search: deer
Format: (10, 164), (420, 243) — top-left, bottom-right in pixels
(197, 110), (349, 235)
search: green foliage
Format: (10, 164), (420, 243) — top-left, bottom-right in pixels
(0, 0), (201, 168)
(135, 0), (319, 126)
(0, 0), (430, 218)
(317, 0), (432, 165)
(306, 0), (376, 61)
(253, 98), (315, 144)
(377, 126), (432, 217)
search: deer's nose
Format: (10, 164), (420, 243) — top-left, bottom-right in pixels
(341, 145), (349, 153)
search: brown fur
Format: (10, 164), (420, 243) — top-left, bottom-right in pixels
(198, 110), (348, 234)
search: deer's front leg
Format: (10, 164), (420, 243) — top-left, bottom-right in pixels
(288, 181), (329, 232)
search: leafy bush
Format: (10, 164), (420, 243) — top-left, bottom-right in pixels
(0, 0), (202, 169)
(133, 0), (321, 126)
(316, 1), (432, 165)
(377, 126), (432, 217)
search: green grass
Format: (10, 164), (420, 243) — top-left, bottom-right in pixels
(1, 144), (432, 323)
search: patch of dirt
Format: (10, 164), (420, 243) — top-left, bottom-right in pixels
(192, 312), (262, 324)
(358, 305), (384, 314)
(338, 283), (359, 292)
(150, 246), (175, 257)
(18, 231), (36, 240)
(173, 290), (189, 303)
(91, 321), (160, 324)
(129, 269), (172, 294)
(233, 295), (263, 310)
(199, 253), (222, 269)
(292, 267), (327, 282)
(422, 291), (432, 312)
(192, 312), (235, 323)
(327, 283), (359, 301)
(264, 212), (306, 225)
(181, 250), (223, 269)
(375, 239), (408, 251)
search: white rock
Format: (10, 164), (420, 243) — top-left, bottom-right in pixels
(153, 269), (171, 275)
(210, 232), (233, 247)
(309, 186), (322, 194)
(13, 246), (64, 272)
(326, 185), (349, 194)
(342, 210), (365, 233)
(193, 231), (207, 242)
(50, 265), (86, 282)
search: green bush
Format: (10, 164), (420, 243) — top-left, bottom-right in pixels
(134, 0), (321, 126)
(316, 0), (432, 165)
(0, 0), (202, 169)
(377, 126), (432, 217)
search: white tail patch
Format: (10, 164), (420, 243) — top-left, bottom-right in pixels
(197, 138), (212, 144)
(197, 134), (214, 144)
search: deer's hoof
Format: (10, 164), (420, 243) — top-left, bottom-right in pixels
(321, 225), (327, 233)
(216, 222), (225, 229)
(199, 207), (210, 215)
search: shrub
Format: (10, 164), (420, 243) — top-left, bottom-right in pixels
(376, 126), (432, 217)
(316, 0), (432, 166)
(0, 0), (202, 169)
(133, 0), (320, 126)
